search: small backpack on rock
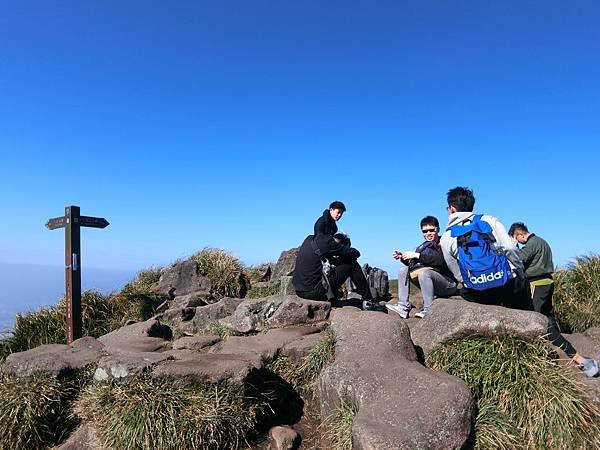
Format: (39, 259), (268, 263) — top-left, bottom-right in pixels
(362, 264), (391, 300)
(449, 214), (511, 291)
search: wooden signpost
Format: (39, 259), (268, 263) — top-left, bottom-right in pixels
(46, 206), (109, 343)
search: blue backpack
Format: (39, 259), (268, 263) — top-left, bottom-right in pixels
(449, 215), (511, 291)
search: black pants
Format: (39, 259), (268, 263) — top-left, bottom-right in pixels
(461, 278), (529, 310)
(528, 281), (577, 357)
(296, 260), (373, 302)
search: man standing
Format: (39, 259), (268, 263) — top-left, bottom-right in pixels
(440, 186), (526, 308)
(509, 222), (598, 378)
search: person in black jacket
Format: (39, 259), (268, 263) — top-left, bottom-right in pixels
(314, 201), (346, 236)
(388, 216), (457, 319)
(292, 233), (383, 311)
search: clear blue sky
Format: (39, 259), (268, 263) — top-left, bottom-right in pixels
(1, 1), (599, 281)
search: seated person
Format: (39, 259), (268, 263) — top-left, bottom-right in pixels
(292, 232), (383, 311)
(509, 222), (598, 378)
(314, 201), (346, 236)
(388, 216), (457, 319)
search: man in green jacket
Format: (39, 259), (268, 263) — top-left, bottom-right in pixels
(510, 222), (598, 378)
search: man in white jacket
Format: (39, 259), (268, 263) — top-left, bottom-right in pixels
(440, 186), (527, 308)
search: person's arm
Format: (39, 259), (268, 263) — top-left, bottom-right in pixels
(320, 235), (360, 260)
(484, 215), (524, 272)
(518, 242), (536, 269)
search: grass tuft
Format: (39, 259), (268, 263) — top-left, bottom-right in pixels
(554, 254), (600, 333)
(193, 248), (245, 299)
(323, 398), (358, 450)
(267, 329), (335, 390)
(427, 336), (600, 449)
(0, 368), (93, 449)
(74, 375), (260, 450)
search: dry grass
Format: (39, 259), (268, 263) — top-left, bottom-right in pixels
(74, 375), (261, 450)
(323, 398), (358, 450)
(554, 254), (600, 333)
(427, 336), (600, 449)
(193, 248), (246, 299)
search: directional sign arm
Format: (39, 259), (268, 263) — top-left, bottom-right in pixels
(46, 216), (66, 230)
(79, 216), (110, 228)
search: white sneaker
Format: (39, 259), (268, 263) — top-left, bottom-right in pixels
(579, 358), (599, 378)
(414, 310), (428, 319)
(385, 304), (409, 319)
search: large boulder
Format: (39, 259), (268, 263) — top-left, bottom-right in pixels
(211, 325), (325, 363)
(98, 319), (172, 354)
(2, 336), (105, 379)
(410, 298), (548, 353)
(172, 335), (221, 351)
(94, 352), (173, 381)
(270, 248), (299, 281)
(152, 353), (262, 385)
(192, 297), (244, 332)
(153, 259), (211, 298)
(319, 309), (472, 450)
(219, 295), (330, 334)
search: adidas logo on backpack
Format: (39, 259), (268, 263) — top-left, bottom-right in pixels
(449, 215), (511, 291)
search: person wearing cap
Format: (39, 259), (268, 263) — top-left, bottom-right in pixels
(509, 222), (599, 378)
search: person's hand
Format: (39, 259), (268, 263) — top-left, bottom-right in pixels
(401, 251), (420, 261)
(392, 250), (402, 260)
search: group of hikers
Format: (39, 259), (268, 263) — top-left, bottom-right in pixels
(291, 186), (599, 378)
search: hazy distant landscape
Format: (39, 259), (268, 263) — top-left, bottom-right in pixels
(0, 263), (135, 332)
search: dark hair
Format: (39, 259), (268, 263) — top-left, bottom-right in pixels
(333, 232), (350, 245)
(420, 216), (439, 229)
(447, 186), (475, 212)
(329, 201), (346, 212)
(508, 222), (529, 237)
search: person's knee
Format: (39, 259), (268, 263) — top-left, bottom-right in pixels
(417, 271), (432, 284)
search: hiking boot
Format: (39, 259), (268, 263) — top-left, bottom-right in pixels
(385, 304), (409, 319)
(363, 300), (386, 312)
(579, 358), (600, 378)
(414, 309), (429, 319)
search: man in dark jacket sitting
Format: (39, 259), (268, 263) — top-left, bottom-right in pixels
(388, 216), (457, 319)
(292, 232), (383, 311)
(314, 201), (346, 236)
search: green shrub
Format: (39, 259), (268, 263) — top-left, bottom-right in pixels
(193, 248), (245, 299)
(74, 376), (261, 450)
(427, 336), (600, 449)
(246, 283), (280, 299)
(0, 369), (92, 449)
(554, 254), (600, 333)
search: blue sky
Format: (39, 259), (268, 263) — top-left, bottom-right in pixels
(1, 1), (599, 291)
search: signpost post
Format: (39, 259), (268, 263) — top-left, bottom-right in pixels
(46, 206), (109, 343)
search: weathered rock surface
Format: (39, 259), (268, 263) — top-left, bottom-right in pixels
(2, 336), (105, 379)
(282, 331), (328, 363)
(319, 308), (472, 450)
(98, 319), (172, 353)
(212, 325), (325, 363)
(153, 258), (211, 298)
(268, 425), (300, 450)
(192, 297), (244, 332)
(411, 298), (548, 352)
(52, 423), (107, 450)
(172, 335), (221, 351)
(563, 332), (600, 409)
(584, 327), (600, 343)
(94, 352), (173, 381)
(279, 275), (295, 296)
(152, 353), (262, 384)
(270, 248), (299, 280)
(220, 295), (330, 334)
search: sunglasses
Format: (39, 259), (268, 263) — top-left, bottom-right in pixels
(422, 228), (437, 233)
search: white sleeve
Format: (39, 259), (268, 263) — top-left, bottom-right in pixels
(440, 230), (463, 282)
(482, 215), (524, 273)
